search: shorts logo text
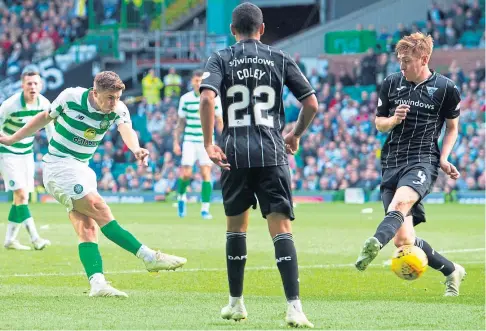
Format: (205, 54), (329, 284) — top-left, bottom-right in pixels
(228, 255), (247, 261)
(276, 256), (292, 263)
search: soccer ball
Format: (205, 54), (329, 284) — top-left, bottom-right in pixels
(391, 245), (428, 280)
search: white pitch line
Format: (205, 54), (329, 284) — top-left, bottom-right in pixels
(439, 248), (485, 253)
(0, 259), (483, 279)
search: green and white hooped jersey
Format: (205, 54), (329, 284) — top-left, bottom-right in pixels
(0, 92), (51, 154)
(177, 91), (222, 143)
(45, 87), (131, 163)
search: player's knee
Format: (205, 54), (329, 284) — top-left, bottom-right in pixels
(92, 199), (110, 214)
(393, 233), (412, 247)
(390, 198), (414, 214)
(182, 168), (192, 180)
(13, 190), (28, 204)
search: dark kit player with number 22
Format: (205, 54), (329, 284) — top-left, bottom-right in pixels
(198, 2), (318, 328)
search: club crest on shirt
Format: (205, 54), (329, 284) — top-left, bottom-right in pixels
(426, 86), (438, 97)
(100, 119), (110, 130)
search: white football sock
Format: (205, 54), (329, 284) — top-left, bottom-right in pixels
(23, 217), (40, 242)
(229, 295), (243, 306)
(5, 222), (21, 244)
(288, 299), (303, 312)
(89, 273), (106, 285)
(201, 203), (210, 213)
(136, 245), (156, 263)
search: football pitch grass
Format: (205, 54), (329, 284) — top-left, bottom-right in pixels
(0, 202), (484, 330)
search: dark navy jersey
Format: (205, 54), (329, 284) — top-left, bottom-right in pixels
(377, 71), (461, 168)
(200, 39), (315, 168)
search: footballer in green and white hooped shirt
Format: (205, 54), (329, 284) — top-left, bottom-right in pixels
(0, 71), (54, 251)
(0, 71), (187, 298)
(173, 70), (223, 220)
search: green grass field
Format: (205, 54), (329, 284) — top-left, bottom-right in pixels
(0, 202), (484, 330)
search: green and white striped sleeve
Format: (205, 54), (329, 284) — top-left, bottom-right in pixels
(49, 89), (69, 118)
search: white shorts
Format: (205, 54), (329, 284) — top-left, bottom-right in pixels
(181, 141), (212, 166)
(0, 153), (35, 192)
(42, 156), (97, 212)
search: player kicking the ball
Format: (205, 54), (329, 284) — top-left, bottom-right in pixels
(1, 71), (52, 251)
(0, 71), (186, 297)
(354, 32), (466, 296)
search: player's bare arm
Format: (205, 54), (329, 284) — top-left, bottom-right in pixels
(284, 94), (318, 154)
(215, 115), (224, 134)
(375, 104), (410, 132)
(173, 117), (186, 155)
(118, 122), (149, 166)
(200, 89), (229, 170)
(0, 110), (52, 146)
(440, 117), (460, 180)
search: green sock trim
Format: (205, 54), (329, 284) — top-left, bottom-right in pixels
(78, 242), (103, 279)
(101, 220), (143, 255)
(177, 178), (190, 195)
(201, 181), (212, 203)
(16, 204), (31, 222)
(8, 205), (19, 223)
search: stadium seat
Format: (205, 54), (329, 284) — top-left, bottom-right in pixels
(460, 31), (481, 48)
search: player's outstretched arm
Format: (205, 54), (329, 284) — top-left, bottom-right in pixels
(0, 110), (52, 146)
(118, 123), (149, 166)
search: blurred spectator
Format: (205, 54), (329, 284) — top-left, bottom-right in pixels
(294, 52), (307, 77)
(163, 67), (182, 98)
(141, 69), (164, 109)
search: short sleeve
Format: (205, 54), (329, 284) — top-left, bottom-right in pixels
(0, 97), (13, 127)
(177, 95), (186, 118)
(376, 76), (393, 117)
(214, 95), (223, 117)
(200, 53), (223, 96)
(49, 89), (69, 119)
(441, 82), (461, 119)
(284, 53), (315, 101)
(115, 102), (132, 125)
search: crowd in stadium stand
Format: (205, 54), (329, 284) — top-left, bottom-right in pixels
(365, 0), (485, 51)
(0, 0), (87, 79)
(26, 55), (484, 196)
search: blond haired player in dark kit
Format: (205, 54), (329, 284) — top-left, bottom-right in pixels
(355, 32), (466, 296)
(199, 2), (317, 328)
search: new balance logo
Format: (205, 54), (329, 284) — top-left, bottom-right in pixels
(228, 255), (247, 261)
(276, 256), (292, 263)
(76, 115), (85, 120)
